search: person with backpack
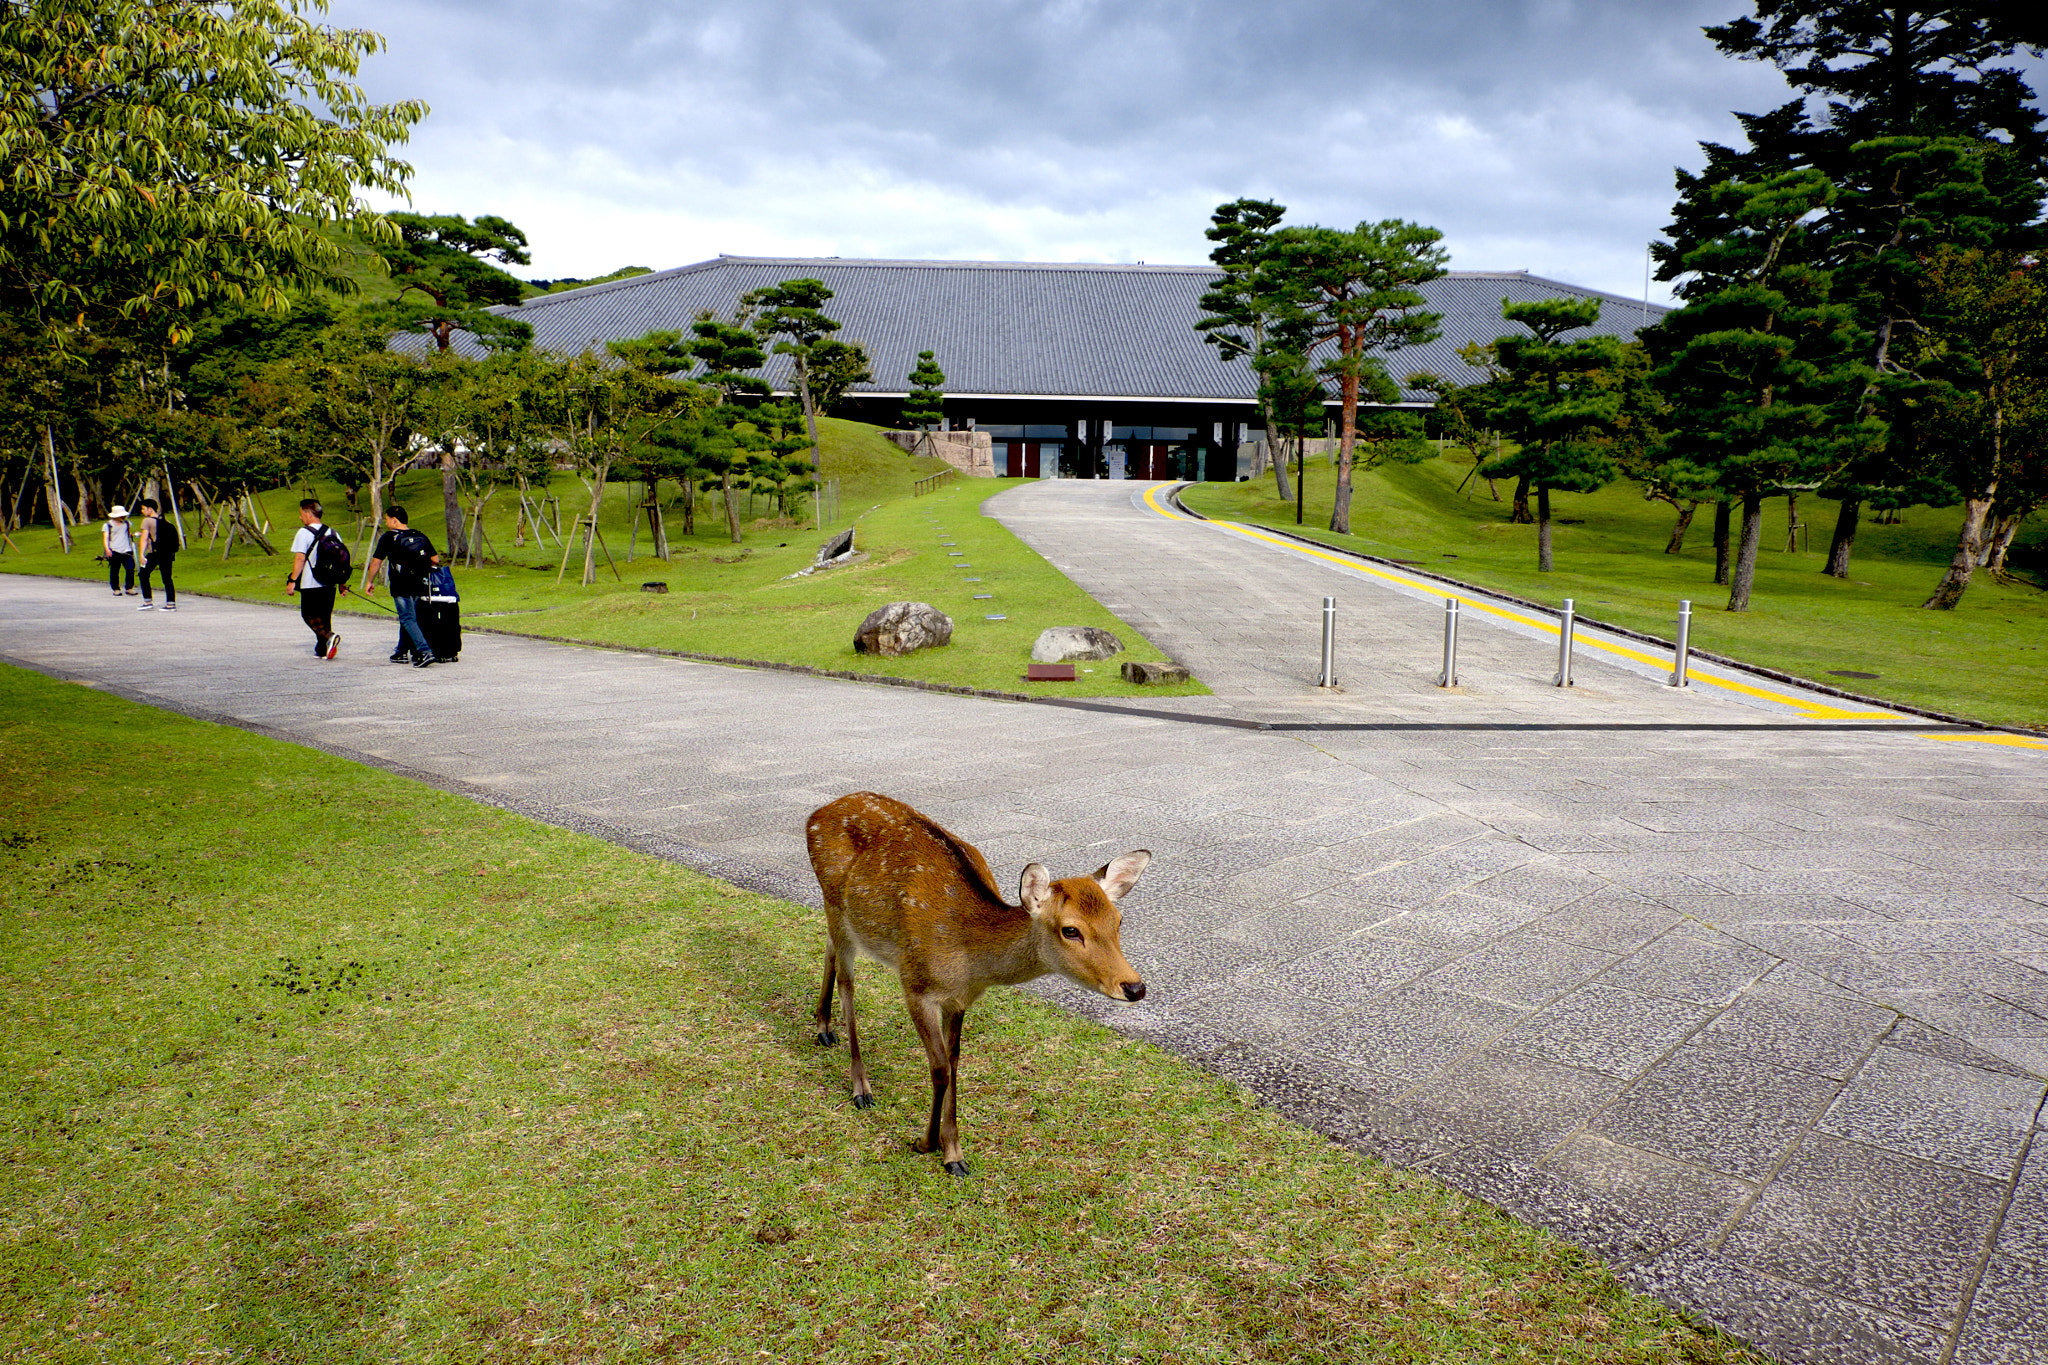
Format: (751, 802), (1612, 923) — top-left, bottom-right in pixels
(363, 505), (441, 668)
(134, 498), (179, 612)
(286, 497), (350, 659)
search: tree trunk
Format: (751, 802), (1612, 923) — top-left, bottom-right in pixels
(41, 424), (70, 552)
(722, 469), (742, 544)
(1923, 491), (1996, 609)
(582, 464), (609, 586)
(441, 448), (469, 559)
(1536, 485), (1554, 572)
(1727, 491), (1765, 611)
(363, 440), (387, 591)
(680, 478), (696, 536)
(1823, 497), (1860, 578)
(1665, 500), (1698, 554)
(1783, 493), (1799, 553)
(1511, 473), (1532, 524)
(1713, 500), (1732, 585)
(1331, 364), (1359, 535)
(1985, 513), (2021, 573)
(1271, 441), (1293, 502)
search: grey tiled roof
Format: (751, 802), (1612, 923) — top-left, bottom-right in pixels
(478, 255), (1668, 404)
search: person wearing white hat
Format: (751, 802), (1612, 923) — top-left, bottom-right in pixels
(102, 505), (137, 596)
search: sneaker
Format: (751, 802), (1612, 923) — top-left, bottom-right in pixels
(137, 601), (154, 611)
(112, 590), (123, 598)
(161, 603), (176, 612)
(125, 589), (139, 596)
(325, 633), (340, 661)
(389, 650), (413, 664)
(413, 652), (436, 668)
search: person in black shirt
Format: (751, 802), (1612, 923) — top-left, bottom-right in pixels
(364, 506), (441, 667)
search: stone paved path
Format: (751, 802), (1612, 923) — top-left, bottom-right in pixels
(4, 485), (2046, 1365)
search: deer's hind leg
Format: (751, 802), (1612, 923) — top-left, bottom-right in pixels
(839, 952), (872, 1109)
(814, 944), (840, 1046)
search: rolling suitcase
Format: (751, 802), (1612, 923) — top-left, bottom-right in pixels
(421, 567), (461, 662)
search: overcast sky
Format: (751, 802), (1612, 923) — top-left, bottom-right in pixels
(325, 0), (1904, 303)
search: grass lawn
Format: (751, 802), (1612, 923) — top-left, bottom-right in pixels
(0, 664), (1767, 1364)
(1182, 453), (2048, 730)
(1, 418), (1200, 700)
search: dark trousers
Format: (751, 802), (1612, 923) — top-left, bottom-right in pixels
(298, 585), (335, 651)
(140, 553), (174, 603)
(393, 595), (432, 658)
(107, 550), (135, 591)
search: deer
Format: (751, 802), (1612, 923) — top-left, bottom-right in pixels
(804, 791), (1150, 1177)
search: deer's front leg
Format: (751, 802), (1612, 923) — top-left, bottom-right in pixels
(905, 995), (963, 1174)
(939, 1009), (967, 1174)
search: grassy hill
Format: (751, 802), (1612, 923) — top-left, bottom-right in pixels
(1181, 450), (2048, 730)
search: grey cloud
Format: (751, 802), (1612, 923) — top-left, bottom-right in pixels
(329, 0), (1834, 294)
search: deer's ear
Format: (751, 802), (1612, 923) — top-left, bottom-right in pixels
(1020, 862), (1054, 917)
(1092, 850), (1152, 902)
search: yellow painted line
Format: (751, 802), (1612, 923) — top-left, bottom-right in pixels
(1139, 483), (1897, 721)
(1927, 734), (2048, 749)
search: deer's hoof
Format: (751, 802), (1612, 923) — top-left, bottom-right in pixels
(852, 1093), (875, 1109)
(944, 1161), (971, 1178)
(815, 1029), (837, 1046)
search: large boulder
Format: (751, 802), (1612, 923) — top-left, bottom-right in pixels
(1031, 626), (1125, 664)
(854, 601), (954, 657)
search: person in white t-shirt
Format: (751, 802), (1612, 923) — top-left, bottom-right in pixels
(102, 505), (136, 596)
(286, 498), (341, 660)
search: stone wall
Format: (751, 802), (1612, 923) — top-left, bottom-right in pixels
(882, 429), (996, 477)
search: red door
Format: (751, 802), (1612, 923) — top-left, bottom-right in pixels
(1024, 443), (1041, 478)
(1004, 442), (1043, 477)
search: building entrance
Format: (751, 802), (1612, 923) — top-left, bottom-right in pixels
(1002, 442), (1043, 478)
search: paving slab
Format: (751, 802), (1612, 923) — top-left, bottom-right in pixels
(5, 478), (2047, 1364)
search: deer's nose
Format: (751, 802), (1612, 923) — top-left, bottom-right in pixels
(1122, 980), (1146, 1002)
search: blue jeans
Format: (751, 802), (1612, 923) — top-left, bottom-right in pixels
(394, 595), (432, 658)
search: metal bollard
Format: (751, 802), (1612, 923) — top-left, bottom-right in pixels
(1317, 596), (1337, 687)
(1669, 599), (1693, 688)
(1553, 598), (1576, 687)
(1438, 598), (1460, 687)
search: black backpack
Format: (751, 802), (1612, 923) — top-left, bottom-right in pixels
(304, 523), (352, 587)
(155, 517), (181, 555)
(392, 528), (435, 580)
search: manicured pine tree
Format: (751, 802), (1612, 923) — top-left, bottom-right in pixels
(1264, 220), (1446, 534)
(1649, 170), (1883, 612)
(1472, 298), (1627, 573)
(1664, 2), (2048, 577)
(903, 352), (947, 431)
(1196, 198), (1305, 503)
(745, 278), (850, 478)
(684, 312), (771, 544)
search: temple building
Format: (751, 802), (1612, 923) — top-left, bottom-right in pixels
(488, 255), (1666, 480)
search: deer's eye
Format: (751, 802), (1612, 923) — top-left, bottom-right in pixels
(1061, 926), (1083, 941)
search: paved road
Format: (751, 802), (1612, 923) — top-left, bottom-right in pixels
(4, 480), (2046, 1365)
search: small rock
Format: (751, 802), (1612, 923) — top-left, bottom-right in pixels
(640, 581), (668, 593)
(854, 601), (954, 657)
(1031, 626), (1125, 663)
(1122, 660), (1190, 685)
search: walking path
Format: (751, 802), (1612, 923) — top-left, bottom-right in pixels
(4, 480), (2046, 1365)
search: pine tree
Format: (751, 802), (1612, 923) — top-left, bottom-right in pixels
(903, 352), (946, 430)
(1649, 170), (1884, 611)
(1472, 298), (1627, 573)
